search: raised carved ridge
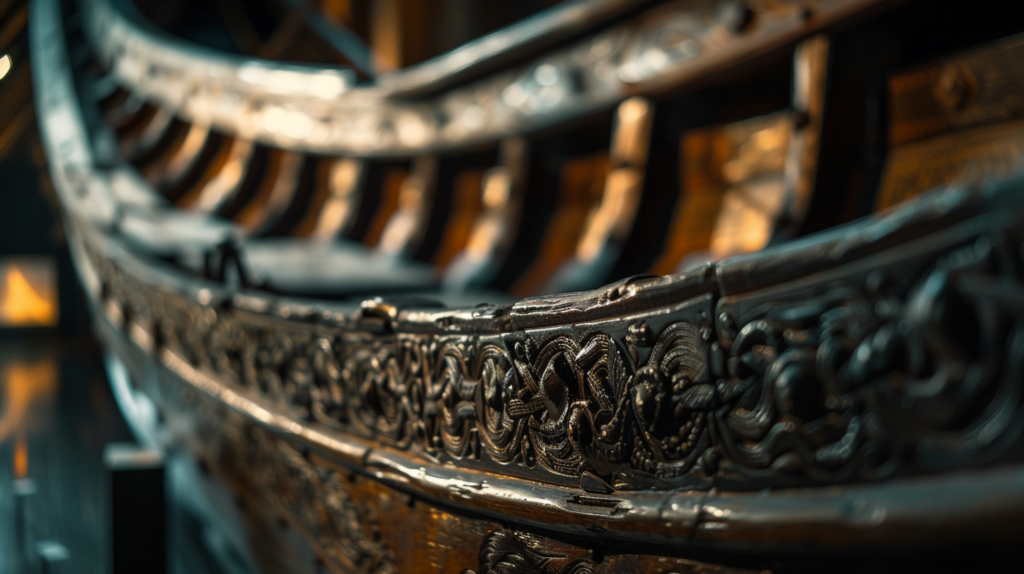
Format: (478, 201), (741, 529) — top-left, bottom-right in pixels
(477, 530), (598, 574)
(714, 232), (1024, 486)
(90, 205), (1024, 492)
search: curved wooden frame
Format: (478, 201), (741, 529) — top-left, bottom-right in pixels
(83, 0), (895, 157)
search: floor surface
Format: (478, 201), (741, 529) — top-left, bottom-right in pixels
(0, 337), (131, 573)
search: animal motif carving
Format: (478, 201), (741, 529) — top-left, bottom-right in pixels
(93, 228), (1024, 491)
(714, 234), (1024, 484)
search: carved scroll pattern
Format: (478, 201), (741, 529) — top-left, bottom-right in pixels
(149, 292), (722, 485)
(476, 530), (597, 574)
(94, 228), (1024, 490)
(467, 529), (760, 574)
(713, 234), (1024, 484)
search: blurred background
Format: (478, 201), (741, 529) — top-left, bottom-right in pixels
(1, 3), (137, 571)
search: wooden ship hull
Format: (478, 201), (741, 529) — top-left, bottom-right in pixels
(28, 0), (1024, 571)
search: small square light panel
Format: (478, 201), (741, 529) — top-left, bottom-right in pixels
(0, 256), (59, 327)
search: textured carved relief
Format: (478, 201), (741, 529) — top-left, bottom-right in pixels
(468, 529), (763, 574)
(92, 224), (1024, 491)
(714, 233), (1024, 485)
(477, 530), (597, 574)
(92, 246), (723, 486)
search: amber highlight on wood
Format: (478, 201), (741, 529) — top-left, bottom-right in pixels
(880, 36), (1024, 210)
(362, 166), (409, 248)
(510, 152), (608, 296)
(433, 168), (485, 268)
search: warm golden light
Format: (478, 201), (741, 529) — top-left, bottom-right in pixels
(14, 436), (28, 478)
(2, 358), (58, 480)
(311, 159), (362, 240)
(0, 359), (59, 443)
(577, 167), (641, 261)
(0, 262), (59, 326)
(0, 54), (12, 81)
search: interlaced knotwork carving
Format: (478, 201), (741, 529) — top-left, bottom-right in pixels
(714, 234), (1024, 485)
(92, 226), (1024, 491)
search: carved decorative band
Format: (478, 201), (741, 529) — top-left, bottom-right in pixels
(90, 192), (1024, 492)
